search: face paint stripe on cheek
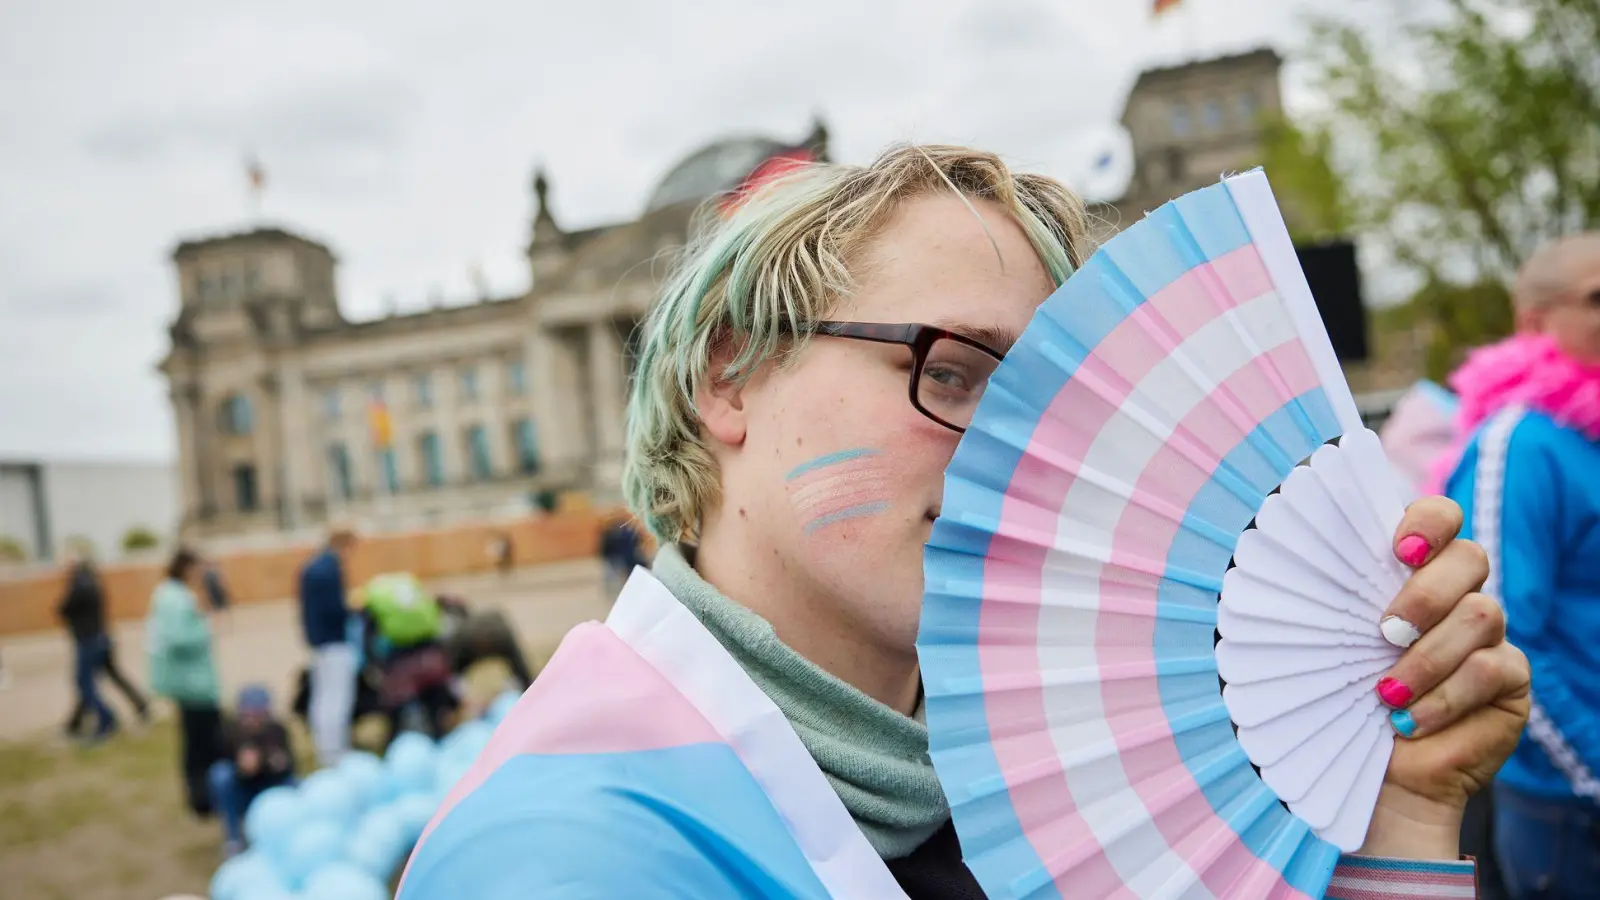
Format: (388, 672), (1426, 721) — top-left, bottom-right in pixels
(785, 447), (895, 535)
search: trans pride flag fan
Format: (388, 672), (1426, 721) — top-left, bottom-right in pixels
(920, 170), (1428, 899)
(396, 570), (911, 899)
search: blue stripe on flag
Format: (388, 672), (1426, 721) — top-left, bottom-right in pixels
(398, 743), (831, 900)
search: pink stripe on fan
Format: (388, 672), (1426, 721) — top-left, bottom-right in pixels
(1096, 357), (1325, 894)
(410, 623), (722, 848)
(980, 348), (1325, 894)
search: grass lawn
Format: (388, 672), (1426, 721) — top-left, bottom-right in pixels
(0, 718), (225, 900)
(0, 654), (546, 900)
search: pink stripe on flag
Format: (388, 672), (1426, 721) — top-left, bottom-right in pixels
(406, 622), (722, 853)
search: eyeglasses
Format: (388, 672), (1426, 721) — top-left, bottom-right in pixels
(810, 321), (1005, 433)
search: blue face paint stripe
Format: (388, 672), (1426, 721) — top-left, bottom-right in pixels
(802, 501), (890, 534)
(785, 447), (879, 481)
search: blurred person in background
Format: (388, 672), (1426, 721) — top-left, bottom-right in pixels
(1442, 232), (1600, 899)
(207, 683), (294, 859)
(356, 572), (462, 741)
(58, 548), (149, 741)
(299, 526), (359, 766)
(398, 146), (1531, 898)
(146, 546), (224, 816)
(598, 513), (646, 599)
(203, 558), (230, 612)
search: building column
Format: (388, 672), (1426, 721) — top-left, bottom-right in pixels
(172, 384), (203, 525)
(587, 322), (626, 499)
(189, 385), (219, 518)
(275, 357), (310, 529)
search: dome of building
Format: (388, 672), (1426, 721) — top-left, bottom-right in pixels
(644, 136), (790, 213)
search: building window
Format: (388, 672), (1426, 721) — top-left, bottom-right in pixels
(412, 372), (433, 409)
(245, 264), (262, 293)
(1237, 90), (1259, 122)
(1202, 98), (1225, 132)
(460, 366), (480, 401)
(369, 379), (387, 403)
(220, 395), (253, 435)
(507, 360), (527, 396)
(512, 418), (540, 475)
(417, 431), (444, 487)
(1170, 101), (1191, 137)
(1165, 147), (1187, 183)
(327, 444), (353, 499)
(322, 387), (341, 421)
(465, 425), (493, 481)
(232, 463), (258, 512)
(376, 447), (400, 494)
(197, 276), (215, 302)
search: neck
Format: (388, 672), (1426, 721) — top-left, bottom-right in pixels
(694, 510), (922, 715)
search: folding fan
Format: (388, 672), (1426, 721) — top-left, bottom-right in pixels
(920, 169), (1414, 900)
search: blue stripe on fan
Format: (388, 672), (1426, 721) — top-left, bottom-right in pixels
(1100, 185), (1253, 300)
(1154, 392), (1344, 897)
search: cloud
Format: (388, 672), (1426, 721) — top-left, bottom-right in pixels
(0, 0), (1347, 461)
(82, 76), (419, 165)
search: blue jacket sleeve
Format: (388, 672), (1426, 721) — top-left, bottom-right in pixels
(1461, 417), (1600, 777)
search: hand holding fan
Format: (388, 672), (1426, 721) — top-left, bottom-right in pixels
(920, 170), (1414, 899)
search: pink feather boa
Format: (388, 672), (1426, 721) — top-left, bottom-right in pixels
(1424, 333), (1600, 493)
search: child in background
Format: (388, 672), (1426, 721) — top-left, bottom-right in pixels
(208, 684), (295, 858)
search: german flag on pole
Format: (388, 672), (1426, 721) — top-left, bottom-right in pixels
(1154, 0), (1184, 15)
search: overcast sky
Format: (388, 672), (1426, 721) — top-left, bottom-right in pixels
(1, 0), (1380, 463)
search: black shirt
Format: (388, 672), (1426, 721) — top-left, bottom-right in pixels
(886, 820), (987, 900)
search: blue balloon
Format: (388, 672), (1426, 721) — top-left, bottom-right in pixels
(242, 786), (304, 860)
(440, 720), (493, 764)
(390, 792), (442, 844)
(485, 689), (520, 725)
(300, 768), (361, 825)
(236, 886), (297, 900)
(209, 850), (286, 900)
(433, 753), (474, 797)
(345, 806), (409, 877)
(338, 751), (387, 809)
(384, 732), (438, 797)
(280, 818), (349, 889)
(301, 861), (389, 900)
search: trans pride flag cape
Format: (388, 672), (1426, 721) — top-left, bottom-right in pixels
(396, 569), (909, 899)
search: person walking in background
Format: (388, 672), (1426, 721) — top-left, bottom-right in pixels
(300, 526), (358, 766)
(598, 514), (646, 600)
(202, 560), (230, 612)
(58, 550), (149, 741)
(146, 547), (224, 816)
(208, 684), (295, 858)
(1442, 233), (1600, 898)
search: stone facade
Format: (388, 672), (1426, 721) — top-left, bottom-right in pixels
(161, 123), (828, 540)
(1105, 48), (1285, 228)
(162, 50), (1308, 542)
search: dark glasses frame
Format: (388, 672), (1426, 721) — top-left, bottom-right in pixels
(810, 321), (1005, 433)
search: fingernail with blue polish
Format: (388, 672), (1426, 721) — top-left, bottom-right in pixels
(1390, 709), (1417, 738)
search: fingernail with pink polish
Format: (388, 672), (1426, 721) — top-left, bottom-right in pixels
(1376, 676), (1413, 707)
(1397, 533), (1431, 567)
(1381, 615), (1422, 648)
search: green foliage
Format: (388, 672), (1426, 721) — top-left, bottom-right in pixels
(120, 525), (161, 553)
(1263, 0), (1600, 372)
(0, 535), (26, 562)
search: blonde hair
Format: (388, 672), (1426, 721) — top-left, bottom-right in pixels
(1514, 232), (1600, 311)
(623, 143), (1092, 543)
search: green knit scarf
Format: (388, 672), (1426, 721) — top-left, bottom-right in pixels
(651, 543), (950, 860)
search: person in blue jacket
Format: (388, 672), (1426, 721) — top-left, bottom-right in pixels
(298, 526), (358, 766)
(1442, 232), (1600, 898)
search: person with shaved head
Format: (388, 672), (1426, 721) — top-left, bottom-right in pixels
(1440, 232), (1600, 898)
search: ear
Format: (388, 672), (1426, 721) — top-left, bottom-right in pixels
(695, 340), (749, 449)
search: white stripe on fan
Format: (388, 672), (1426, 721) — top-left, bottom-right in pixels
(1223, 170), (1364, 436)
(1473, 406), (1600, 803)
(1039, 288), (1302, 898)
(1325, 873), (1476, 898)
